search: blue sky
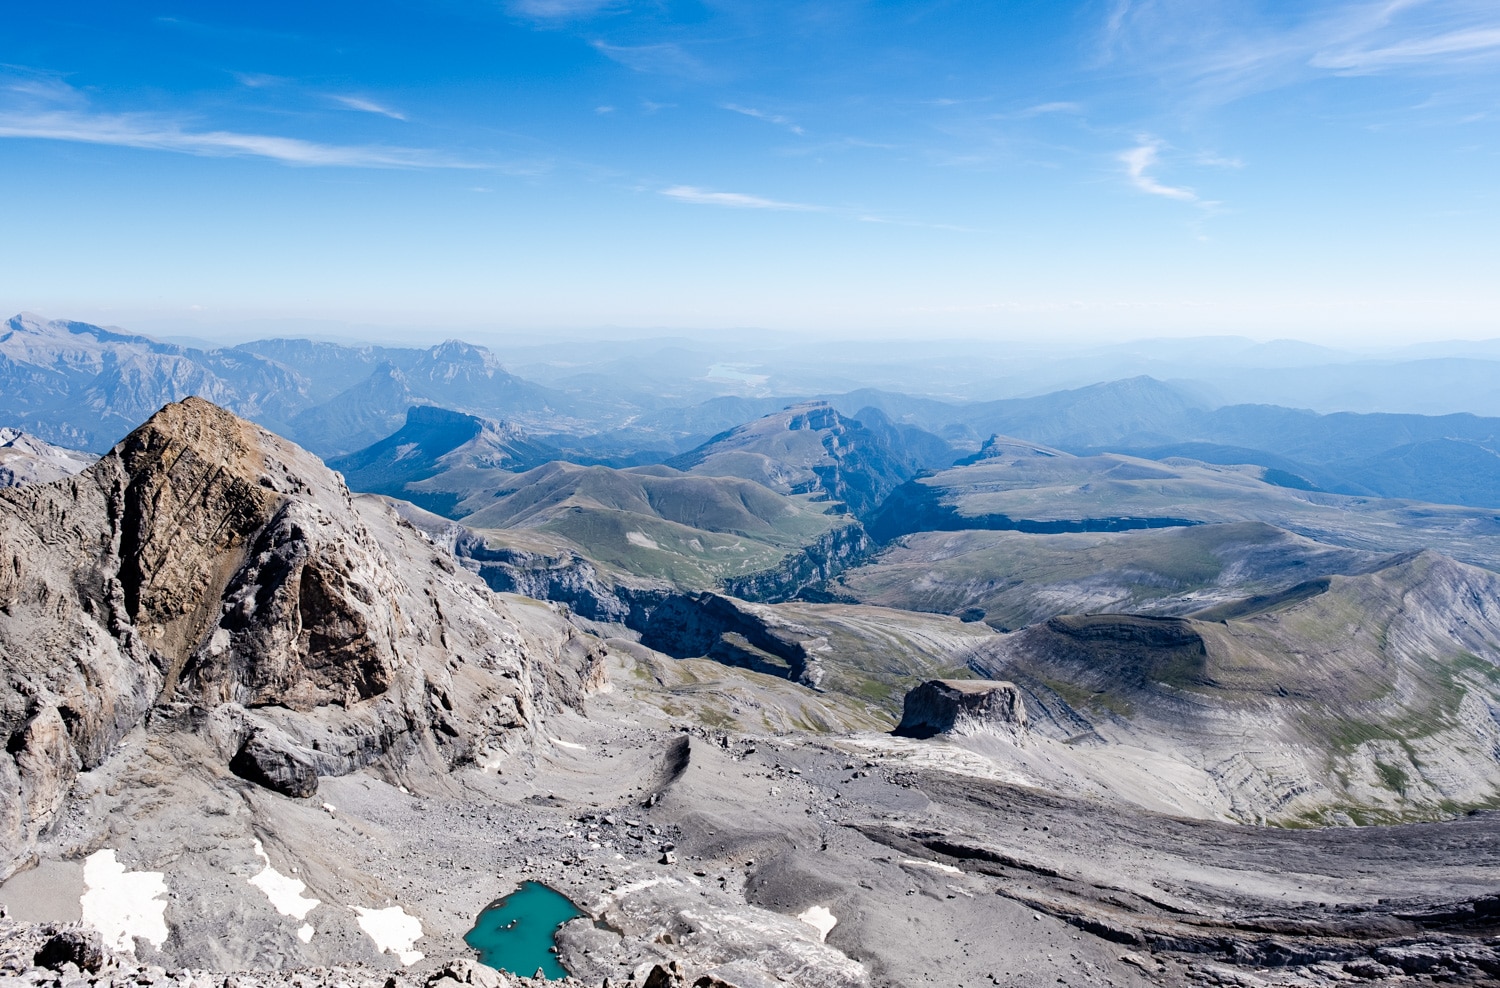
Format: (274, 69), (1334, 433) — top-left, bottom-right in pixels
(1, 1), (1497, 343)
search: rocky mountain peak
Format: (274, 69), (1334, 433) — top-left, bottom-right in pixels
(0, 398), (602, 878)
(413, 340), (503, 380)
(783, 401), (844, 433)
(665, 401), (930, 519)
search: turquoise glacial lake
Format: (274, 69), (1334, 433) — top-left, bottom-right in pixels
(464, 881), (585, 980)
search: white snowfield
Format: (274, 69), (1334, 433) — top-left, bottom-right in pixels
(902, 858), (963, 875)
(80, 849), (169, 953)
(248, 839), (320, 941)
(797, 905), (837, 942)
(625, 531), (662, 550)
(354, 905), (425, 965)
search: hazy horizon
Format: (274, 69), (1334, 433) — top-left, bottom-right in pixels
(9, 307), (1500, 357)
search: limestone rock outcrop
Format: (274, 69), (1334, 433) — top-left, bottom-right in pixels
(894, 679), (1028, 738)
(0, 398), (604, 878)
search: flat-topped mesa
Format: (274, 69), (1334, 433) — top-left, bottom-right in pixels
(894, 679), (1028, 739)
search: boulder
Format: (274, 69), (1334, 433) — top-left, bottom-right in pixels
(642, 962), (686, 988)
(34, 929), (105, 973)
(894, 679), (1027, 739)
(228, 729), (319, 799)
(427, 958), (507, 988)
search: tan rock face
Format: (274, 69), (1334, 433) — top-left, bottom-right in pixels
(0, 397), (602, 878)
(110, 399), (283, 692)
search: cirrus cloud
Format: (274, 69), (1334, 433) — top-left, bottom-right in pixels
(1119, 140), (1196, 201)
(660, 185), (823, 211)
(0, 109), (477, 168)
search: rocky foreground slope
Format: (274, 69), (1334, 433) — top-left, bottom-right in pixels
(5, 400), (1500, 988)
(0, 398), (603, 879)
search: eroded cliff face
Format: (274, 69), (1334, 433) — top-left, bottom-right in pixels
(0, 398), (603, 878)
(894, 679), (1028, 739)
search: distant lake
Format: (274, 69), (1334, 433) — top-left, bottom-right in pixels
(705, 363), (769, 386)
(464, 881), (585, 980)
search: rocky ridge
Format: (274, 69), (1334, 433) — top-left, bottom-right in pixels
(0, 430), (94, 488)
(665, 402), (935, 520)
(0, 398), (602, 878)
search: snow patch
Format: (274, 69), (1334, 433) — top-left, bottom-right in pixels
(80, 849), (169, 953)
(551, 737), (587, 752)
(625, 531), (661, 550)
(354, 905), (424, 965)
(902, 858), (963, 875)
(798, 905), (837, 942)
(297, 924), (314, 943)
(249, 840), (320, 924)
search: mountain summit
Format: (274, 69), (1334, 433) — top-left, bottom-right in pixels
(666, 401), (943, 518)
(0, 397), (600, 879)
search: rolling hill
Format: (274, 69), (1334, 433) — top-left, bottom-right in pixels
(456, 460), (865, 592)
(835, 521), (1380, 630)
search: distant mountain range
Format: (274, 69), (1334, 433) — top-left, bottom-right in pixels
(0, 313), (572, 455)
(7, 312), (1500, 510)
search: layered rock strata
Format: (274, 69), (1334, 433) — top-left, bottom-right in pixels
(894, 679), (1028, 738)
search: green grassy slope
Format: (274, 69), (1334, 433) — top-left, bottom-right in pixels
(457, 461), (855, 590)
(870, 451), (1500, 569)
(836, 521), (1378, 629)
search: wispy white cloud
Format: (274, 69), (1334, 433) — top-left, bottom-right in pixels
(591, 41), (701, 76)
(660, 185), (823, 211)
(1194, 150), (1245, 168)
(1018, 101), (1083, 117)
(1312, 24), (1500, 71)
(1119, 140), (1197, 201)
(856, 214), (977, 233)
(0, 110), (477, 168)
(721, 103), (804, 135)
(511, 0), (619, 18)
(330, 94), (407, 121)
(232, 71), (286, 89)
(659, 185), (971, 230)
(0, 69), (466, 167)
(2, 70), (84, 106)
(1100, 0), (1500, 103)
